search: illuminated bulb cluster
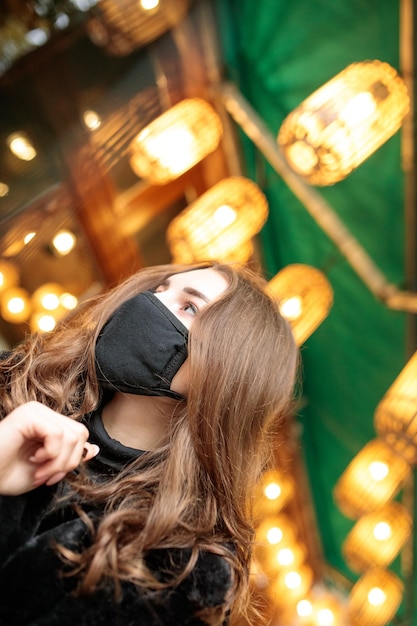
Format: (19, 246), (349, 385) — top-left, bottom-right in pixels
(30, 283), (78, 333)
(0, 228), (78, 329)
(252, 468), (316, 609)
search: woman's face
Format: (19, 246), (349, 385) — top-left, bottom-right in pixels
(154, 267), (229, 397)
(154, 268), (229, 330)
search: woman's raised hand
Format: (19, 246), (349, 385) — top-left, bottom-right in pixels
(0, 401), (99, 496)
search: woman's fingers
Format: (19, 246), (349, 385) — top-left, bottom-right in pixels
(0, 401), (99, 495)
(31, 421), (98, 485)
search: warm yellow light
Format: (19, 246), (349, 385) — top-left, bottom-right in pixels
(368, 461), (389, 481)
(367, 587), (386, 606)
(297, 599), (313, 617)
(334, 439), (411, 519)
(130, 98), (222, 184)
(0, 182), (9, 197)
(23, 232), (36, 245)
(52, 230), (76, 256)
(348, 569), (403, 626)
(266, 526), (283, 544)
(32, 283), (64, 312)
(277, 547), (295, 567)
(373, 522), (392, 541)
(1, 288), (31, 323)
(83, 110), (101, 130)
(278, 60), (410, 186)
(7, 132), (37, 161)
(374, 350), (417, 464)
(60, 293), (78, 310)
(254, 469), (294, 518)
(30, 312), (57, 333)
(267, 264), (333, 346)
(213, 205), (237, 228)
(285, 571), (302, 590)
(264, 482), (281, 500)
(317, 608), (335, 626)
(280, 296), (303, 321)
(167, 176), (268, 264)
(269, 565), (314, 605)
(92, 0), (192, 51)
(342, 502), (411, 572)
(140, 0), (159, 9)
(0, 261), (19, 292)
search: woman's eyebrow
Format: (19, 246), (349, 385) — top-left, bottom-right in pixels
(183, 287), (209, 303)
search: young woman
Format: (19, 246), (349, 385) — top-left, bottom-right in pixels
(0, 262), (298, 625)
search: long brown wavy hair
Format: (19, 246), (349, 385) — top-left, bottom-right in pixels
(0, 262), (298, 624)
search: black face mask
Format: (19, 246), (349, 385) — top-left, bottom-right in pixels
(95, 291), (189, 399)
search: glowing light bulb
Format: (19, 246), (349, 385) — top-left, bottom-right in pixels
(277, 548), (295, 566)
(373, 521), (392, 541)
(368, 587), (386, 606)
(7, 133), (37, 161)
(60, 293), (78, 310)
(0, 182), (9, 197)
(368, 461), (389, 481)
(264, 482), (282, 500)
(340, 92), (377, 125)
(296, 599), (313, 617)
(317, 608), (335, 625)
(52, 230), (76, 256)
(285, 571), (302, 590)
(213, 205), (237, 228)
(23, 232), (36, 244)
(83, 110), (101, 130)
(280, 296), (303, 320)
(140, 0), (159, 9)
(41, 293), (60, 311)
(267, 527), (283, 544)
(37, 314), (56, 332)
(140, 127), (194, 177)
(7, 297), (25, 314)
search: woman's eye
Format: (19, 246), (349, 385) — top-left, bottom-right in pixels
(183, 302), (198, 316)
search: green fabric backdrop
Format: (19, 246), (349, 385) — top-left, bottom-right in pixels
(215, 0), (410, 620)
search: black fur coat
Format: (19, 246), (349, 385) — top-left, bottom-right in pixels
(0, 410), (232, 625)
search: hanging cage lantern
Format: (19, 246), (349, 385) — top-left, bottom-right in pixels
(88, 0), (193, 55)
(266, 264), (333, 345)
(374, 350), (417, 464)
(342, 501), (412, 573)
(268, 564), (314, 606)
(278, 60), (409, 186)
(129, 98), (222, 184)
(252, 468), (295, 522)
(333, 438), (411, 519)
(167, 176), (268, 263)
(348, 568), (403, 626)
